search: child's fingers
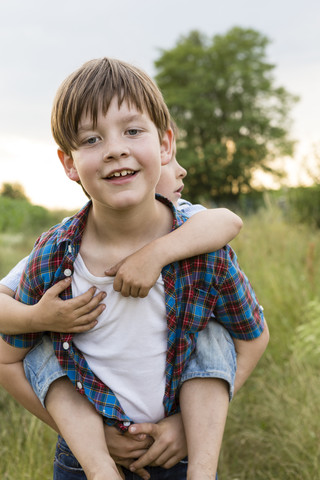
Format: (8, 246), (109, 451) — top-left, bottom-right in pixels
(72, 290), (106, 314)
(133, 467), (150, 480)
(129, 444), (161, 472)
(129, 423), (158, 438)
(116, 460), (150, 480)
(67, 315), (99, 333)
(69, 303), (106, 331)
(44, 277), (72, 297)
(127, 425), (161, 471)
(119, 283), (131, 297)
(68, 287), (99, 307)
(127, 285), (140, 298)
(156, 453), (181, 470)
(112, 276), (123, 293)
(105, 262), (122, 277)
(138, 286), (150, 298)
(148, 449), (179, 469)
(114, 280), (151, 298)
(57, 290), (106, 332)
(104, 267), (117, 276)
(128, 421), (183, 470)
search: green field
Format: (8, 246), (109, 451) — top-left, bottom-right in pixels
(0, 206), (319, 479)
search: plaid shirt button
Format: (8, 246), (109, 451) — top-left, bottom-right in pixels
(63, 341), (70, 350)
(64, 268), (72, 277)
(76, 381), (83, 389)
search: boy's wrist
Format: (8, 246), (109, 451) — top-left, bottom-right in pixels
(146, 236), (174, 268)
(29, 303), (43, 332)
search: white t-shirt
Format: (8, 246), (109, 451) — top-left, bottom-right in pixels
(72, 254), (167, 423)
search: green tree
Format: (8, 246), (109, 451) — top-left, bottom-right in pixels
(155, 27), (298, 202)
(0, 182), (29, 201)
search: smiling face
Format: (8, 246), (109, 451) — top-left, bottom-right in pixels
(58, 96), (173, 212)
(156, 141), (187, 206)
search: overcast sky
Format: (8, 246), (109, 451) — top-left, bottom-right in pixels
(1, 0), (319, 208)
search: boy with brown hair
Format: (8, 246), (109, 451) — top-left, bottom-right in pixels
(0, 57), (268, 480)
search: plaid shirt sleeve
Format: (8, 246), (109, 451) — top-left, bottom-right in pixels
(212, 245), (264, 340)
(0, 237), (56, 348)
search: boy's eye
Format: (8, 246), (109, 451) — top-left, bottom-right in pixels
(87, 136), (100, 144)
(127, 129), (139, 136)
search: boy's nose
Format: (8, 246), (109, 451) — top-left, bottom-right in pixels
(178, 165), (187, 179)
(103, 139), (129, 161)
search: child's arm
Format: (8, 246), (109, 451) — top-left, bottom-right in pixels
(0, 336), (59, 430)
(233, 319), (270, 394)
(0, 281), (106, 334)
(105, 208), (243, 297)
(45, 377), (133, 480)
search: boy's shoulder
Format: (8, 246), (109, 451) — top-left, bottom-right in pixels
(171, 244), (238, 293)
(34, 202), (90, 251)
(16, 202), (91, 301)
(25, 202), (91, 280)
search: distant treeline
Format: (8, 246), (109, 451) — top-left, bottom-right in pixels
(0, 196), (73, 235)
(286, 185), (320, 227)
(213, 185), (320, 228)
(1, 185), (320, 235)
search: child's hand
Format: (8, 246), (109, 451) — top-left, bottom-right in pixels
(32, 278), (106, 333)
(104, 424), (152, 480)
(104, 246), (163, 298)
(128, 413), (187, 471)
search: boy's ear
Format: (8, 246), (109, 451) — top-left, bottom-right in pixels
(160, 128), (173, 166)
(57, 150), (80, 182)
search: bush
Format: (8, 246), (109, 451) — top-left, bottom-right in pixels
(287, 185), (320, 227)
(0, 196), (72, 235)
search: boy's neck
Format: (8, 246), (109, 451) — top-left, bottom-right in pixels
(80, 196), (173, 275)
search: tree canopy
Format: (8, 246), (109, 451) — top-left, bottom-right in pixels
(0, 182), (29, 201)
(155, 27), (298, 202)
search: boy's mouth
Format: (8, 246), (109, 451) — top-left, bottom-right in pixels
(106, 169), (136, 179)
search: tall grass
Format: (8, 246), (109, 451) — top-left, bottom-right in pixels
(0, 205), (319, 478)
(219, 206), (320, 479)
(0, 388), (56, 479)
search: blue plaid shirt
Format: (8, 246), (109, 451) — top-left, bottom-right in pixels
(1, 196), (264, 427)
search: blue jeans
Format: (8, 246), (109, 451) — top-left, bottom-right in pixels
(54, 435), (189, 480)
(180, 320), (236, 400)
(24, 335), (67, 407)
